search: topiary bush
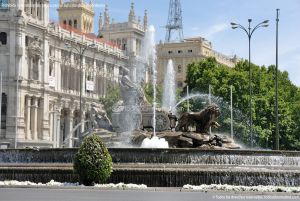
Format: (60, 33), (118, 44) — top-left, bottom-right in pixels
(73, 134), (113, 186)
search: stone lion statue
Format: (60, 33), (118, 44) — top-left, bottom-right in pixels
(175, 104), (221, 133)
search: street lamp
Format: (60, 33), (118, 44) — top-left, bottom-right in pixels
(231, 19), (269, 149)
(275, 9), (280, 150)
(65, 42), (96, 144)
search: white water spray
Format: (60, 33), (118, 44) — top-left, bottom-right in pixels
(162, 59), (177, 114)
(141, 25), (169, 148)
(143, 25), (157, 136)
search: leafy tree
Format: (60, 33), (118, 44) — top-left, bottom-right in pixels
(99, 86), (121, 119)
(184, 57), (300, 150)
(143, 84), (163, 107)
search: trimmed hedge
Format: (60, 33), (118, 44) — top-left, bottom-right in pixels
(73, 134), (112, 186)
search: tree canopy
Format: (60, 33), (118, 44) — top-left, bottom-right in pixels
(184, 57), (300, 150)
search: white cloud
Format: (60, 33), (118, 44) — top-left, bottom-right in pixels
(189, 23), (229, 39)
(205, 23), (229, 39)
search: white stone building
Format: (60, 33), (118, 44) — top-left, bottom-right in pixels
(99, 2), (149, 84)
(157, 37), (240, 88)
(0, 0), (147, 148)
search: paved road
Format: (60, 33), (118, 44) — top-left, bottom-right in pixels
(0, 188), (299, 201)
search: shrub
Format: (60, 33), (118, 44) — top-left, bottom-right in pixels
(73, 134), (113, 186)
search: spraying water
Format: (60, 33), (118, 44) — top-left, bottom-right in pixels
(174, 93), (255, 147)
(144, 25), (157, 136)
(162, 59), (177, 114)
(141, 25), (168, 148)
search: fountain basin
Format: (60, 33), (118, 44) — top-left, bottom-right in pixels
(0, 148), (299, 187)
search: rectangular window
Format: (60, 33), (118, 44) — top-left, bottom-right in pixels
(25, 36), (29, 47)
(0, 32), (7, 45)
(178, 50), (183, 54)
(188, 49), (193, 53)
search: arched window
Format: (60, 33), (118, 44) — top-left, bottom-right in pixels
(74, 20), (78, 28)
(63, 20), (67, 25)
(0, 32), (7, 45)
(68, 20), (72, 27)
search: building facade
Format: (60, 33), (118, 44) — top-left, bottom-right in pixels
(99, 2), (149, 84)
(58, 0), (95, 33)
(0, 0), (149, 148)
(157, 37), (239, 87)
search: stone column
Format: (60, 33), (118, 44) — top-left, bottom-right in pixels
(31, 97), (38, 140)
(37, 98), (42, 139)
(67, 109), (74, 148)
(55, 109), (61, 148)
(43, 0), (49, 25)
(49, 104), (53, 142)
(52, 103), (61, 148)
(41, 97), (50, 141)
(43, 35), (49, 85)
(57, 49), (61, 91)
(26, 96), (31, 140)
(93, 59), (96, 97)
(103, 62), (107, 96)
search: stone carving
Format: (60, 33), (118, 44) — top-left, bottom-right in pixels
(130, 103), (240, 149)
(120, 70), (145, 106)
(27, 37), (43, 58)
(90, 105), (113, 131)
(175, 104), (220, 133)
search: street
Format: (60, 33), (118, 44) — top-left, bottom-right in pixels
(0, 187), (299, 201)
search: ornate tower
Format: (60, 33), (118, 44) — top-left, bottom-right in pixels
(98, 13), (103, 37)
(128, 2), (136, 23)
(165, 0), (184, 42)
(143, 9), (148, 30)
(103, 4), (110, 29)
(58, 0), (95, 33)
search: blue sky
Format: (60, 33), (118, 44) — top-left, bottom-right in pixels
(50, 0), (300, 86)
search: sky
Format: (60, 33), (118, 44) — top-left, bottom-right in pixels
(49, 0), (300, 87)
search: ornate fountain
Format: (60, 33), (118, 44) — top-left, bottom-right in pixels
(111, 70), (174, 133)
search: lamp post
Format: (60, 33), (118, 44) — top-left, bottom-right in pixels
(275, 9), (280, 150)
(65, 42), (96, 144)
(231, 19), (269, 148)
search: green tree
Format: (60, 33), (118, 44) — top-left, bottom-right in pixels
(99, 86), (121, 119)
(143, 84), (163, 107)
(185, 57), (300, 150)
